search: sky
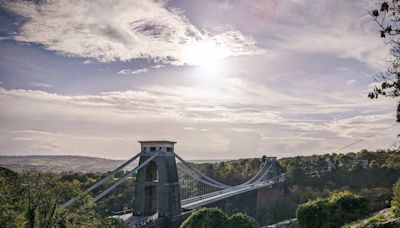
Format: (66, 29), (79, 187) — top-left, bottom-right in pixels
(0, 0), (399, 160)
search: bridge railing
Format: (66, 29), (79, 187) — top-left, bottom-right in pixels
(61, 147), (285, 224)
(176, 154), (282, 209)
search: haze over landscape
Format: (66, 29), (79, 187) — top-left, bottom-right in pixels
(0, 0), (399, 160)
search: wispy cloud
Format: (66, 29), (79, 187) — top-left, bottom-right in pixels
(191, 0), (389, 69)
(0, 80), (397, 159)
(0, 0), (397, 159)
(31, 82), (52, 88)
(2, 0), (263, 66)
(82, 59), (93, 64)
(346, 79), (356, 86)
(117, 68), (149, 75)
(268, 0), (390, 69)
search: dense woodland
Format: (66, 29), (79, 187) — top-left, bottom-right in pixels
(193, 149), (400, 225)
(1, 149), (400, 227)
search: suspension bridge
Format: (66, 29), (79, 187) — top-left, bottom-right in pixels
(60, 141), (285, 227)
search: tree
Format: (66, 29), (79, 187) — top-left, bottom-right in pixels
(286, 161), (307, 186)
(228, 213), (258, 228)
(296, 191), (369, 228)
(0, 169), (126, 228)
(296, 198), (328, 228)
(180, 208), (259, 228)
(0, 167), (26, 227)
(328, 191), (369, 225)
(392, 178), (400, 216)
(370, 1), (400, 122)
(181, 208), (229, 228)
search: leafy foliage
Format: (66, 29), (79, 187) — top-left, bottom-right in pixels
(197, 158), (263, 185)
(228, 212), (259, 228)
(0, 168), (126, 228)
(370, 1), (400, 122)
(181, 208), (258, 228)
(181, 207), (229, 228)
(195, 149), (399, 226)
(60, 170), (135, 216)
(0, 167), (25, 227)
(296, 198), (328, 228)
(391, 178), (400, 216)
(296, 191), (369, 228)
(2, 149), (399, 227)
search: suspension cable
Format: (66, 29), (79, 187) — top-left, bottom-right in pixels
(60, 152), (142, 208)
(175, 152), (272, 188)
(249, 162), (273, 184)
(236, 159), (271, 186)
(177, 165), (227, 189)
(175, 153), (232, 188)
(93, 151), (161, 202)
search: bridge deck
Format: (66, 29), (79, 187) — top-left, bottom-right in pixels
(181, 180), (278, 209)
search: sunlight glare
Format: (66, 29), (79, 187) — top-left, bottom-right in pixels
(184, 40), (230, 81)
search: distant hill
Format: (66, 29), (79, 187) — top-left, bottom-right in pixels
(0, 155), (222, 173)
(0, 155), (131, 173)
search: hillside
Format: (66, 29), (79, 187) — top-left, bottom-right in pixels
(0, 155), (221, 173)
(0, 149), (399, 227)
(343, 208), (400, 228)
(193, 149), (400, 225)
(0, 155), (130, 173)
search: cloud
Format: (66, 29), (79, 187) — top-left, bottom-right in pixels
(192, 0), (389, 69)
(31, 82), (52, 88)
(82, 60), (93, 64)
(267, 0), (390, 69)
(346, 79), (356, 86)
(2, 0), (263, 66)
(117, 68), (149, 75)
(0, 79), (398, 159)
(0, 0), (397, 159)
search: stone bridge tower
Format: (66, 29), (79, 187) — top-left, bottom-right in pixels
(132, 141), (181, 218)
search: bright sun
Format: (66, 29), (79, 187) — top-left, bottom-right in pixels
(185, 41), (230, 69)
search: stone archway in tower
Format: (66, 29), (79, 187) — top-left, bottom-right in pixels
(146, 161), (159, 181)
(144, 161), (158, 215)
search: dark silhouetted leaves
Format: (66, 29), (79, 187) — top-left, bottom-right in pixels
(371, 1), (400, 122)
(381, 2), (389, 12)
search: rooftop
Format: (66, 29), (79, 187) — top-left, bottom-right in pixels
(138, 140), (177, 144)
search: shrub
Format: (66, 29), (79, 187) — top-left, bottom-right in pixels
(228, 212), (258, 228)
(296, 191), (368, 228)
(181, 208), (229, 228)
(391, 178), (400, 217)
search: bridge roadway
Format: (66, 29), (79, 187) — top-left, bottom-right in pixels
(181, 179), (281, 209)
(124, 177), (283, 226)
(62, 142), (284, 227)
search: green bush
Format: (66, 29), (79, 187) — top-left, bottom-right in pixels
(181, 208), (229, 228)
(228, 212), (258, 228)
(296, 198), (329, 228)
(296, 191), (368, 228)
(181, 208), (259, 228)
(391, 178), (400, 217)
